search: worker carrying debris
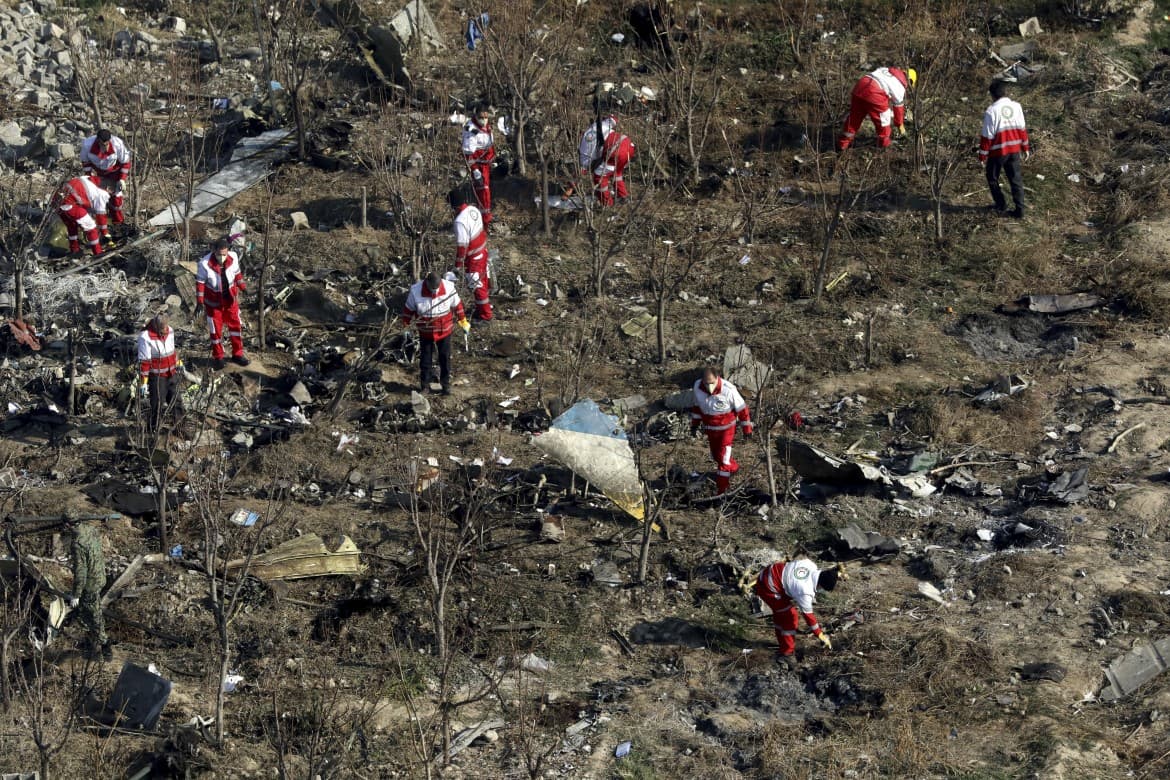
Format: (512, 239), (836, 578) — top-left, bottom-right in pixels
(837, 67), (916, 151)
(979, 79), (1031, 219)
(462, 104), (495, 226)
(79, 128), (131, 229)
(449, 187), (493, 322)
(54, 175), (112, 256)
(690, 365), (752, 495)
(137, 313), (184, 431)
(578, 115), (636, 205)
(402, 271), (469, 396)
(65, 510), (111, 661)
(752, 558), (844, 670)
(196, 238), (250, 370)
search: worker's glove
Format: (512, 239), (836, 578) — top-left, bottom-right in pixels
(139, 380), (149, 399)
(898, 125), (907, 137)
(737, 569), (757, 597)
(835, 562), (850, 582)
(690, 426), (700, 438)
(817, 632), (833, 650)
(1023, 151), (1032, 163)
(114, 179), (125, 195)
(68, 596), (79, 609)
(471, 168), (483, 182)
(458, 318), (471, 333)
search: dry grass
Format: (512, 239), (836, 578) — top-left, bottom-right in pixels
(900, 392), (1045, 452)
(966, 552), (1062, 601)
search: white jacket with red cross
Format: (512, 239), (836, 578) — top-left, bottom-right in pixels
(757, 559), (825, 635)
(454, 204), (488, 268)
(690, 377), (752, 434)
(80, 134), (132, 179)
(58, 176), (110, 215)
(578, 117), (618, 171)
(137, 325), (178, 378)
(462, 120), (495, 164)
(196, 252), (246, 310)
(978, 97), (1030, 162)
(402, 279), (466, 341)
(864, 68), (909, 127)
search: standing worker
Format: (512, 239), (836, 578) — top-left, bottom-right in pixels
(64, 510), (111, 661)
(450, 188), (493, 322)
(196, 238), (250, 370)
(578, 115), (636, 205)
(754, 558), (843, 670)
(462, 105), (496, 226)
(55, 175), (111, 256)
(837, 67), (916, 151)
(979, 79), (1031, 219)
(402, 271), (470, 396)
(137, 313), (183, 431)
(79, 128), (131, 229)
(690, 366), (753, 495)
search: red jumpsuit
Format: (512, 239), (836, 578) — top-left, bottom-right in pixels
(837, 67), (909, 151)
(56, 176), (109, 255)
(594, 131), (636, 206)
(754, 559), (826, 658)
(80, 134), (131, 225)
(690, 377), (752, 494)
(454, 203), (492, 321)
(196, 251), (247, 360)
(462, 119), (495, 225)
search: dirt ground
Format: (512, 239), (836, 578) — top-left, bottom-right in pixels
(3, 0), (1170, 778)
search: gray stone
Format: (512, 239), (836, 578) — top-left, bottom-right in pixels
(134, 30), (160, 46)
(51, 142), (74, 159)
(235, 46), (263, 60)
(40, 22), (63, 41)
(54, 49), (70, 67)
(18, 3), (36, 17)
(288, 381), (312, 405)
(113, 30), (133, 51)
(163, 16), (186, 34)
(22, 89), (50, 108)
(0, 121), (26, 147)
(410, 391), (430, 417)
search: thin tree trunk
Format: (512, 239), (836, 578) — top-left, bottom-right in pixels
(216, 621), (229, 745)
(813, 175), (846, 301)
(637, 484), (654, 583)
(67, 330), (76, 416)
(764, 428), (778, 506)
(14, 266), (23, 321)
(539, 146), (550, 236)
(257, 264), (268, 351)
(655, 290), (666, 364)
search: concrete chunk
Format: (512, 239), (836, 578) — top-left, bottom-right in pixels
(1099, 637), (1170, 702)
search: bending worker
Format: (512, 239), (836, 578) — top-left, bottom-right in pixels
(754, 558), (842, 670)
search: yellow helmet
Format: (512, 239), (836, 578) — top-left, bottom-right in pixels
(907, 68), (918, 88)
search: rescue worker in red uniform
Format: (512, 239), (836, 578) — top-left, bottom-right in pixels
(754, 558), (842, 670)
(578, 116), (636, 205)
(137, 314), (183, 431)
(837, 67), (917, 151)
(690, 366), (752, 495)
(80, 129), (131, 228)
(978, 79), (1031, 219)
(55, 175), (110, 256)
(402, 271), (470, 396)
(196, 238), (249, 369)
(462, 105), (495, 226)
(449, 188), (493, 322)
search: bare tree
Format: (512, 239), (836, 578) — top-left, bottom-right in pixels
(661, 4), (726, 187)
(353, 112), (446, 279)
(187, 457), (289, 745)
(479, 0), (574, 177)
(404, 449), (501, 764)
